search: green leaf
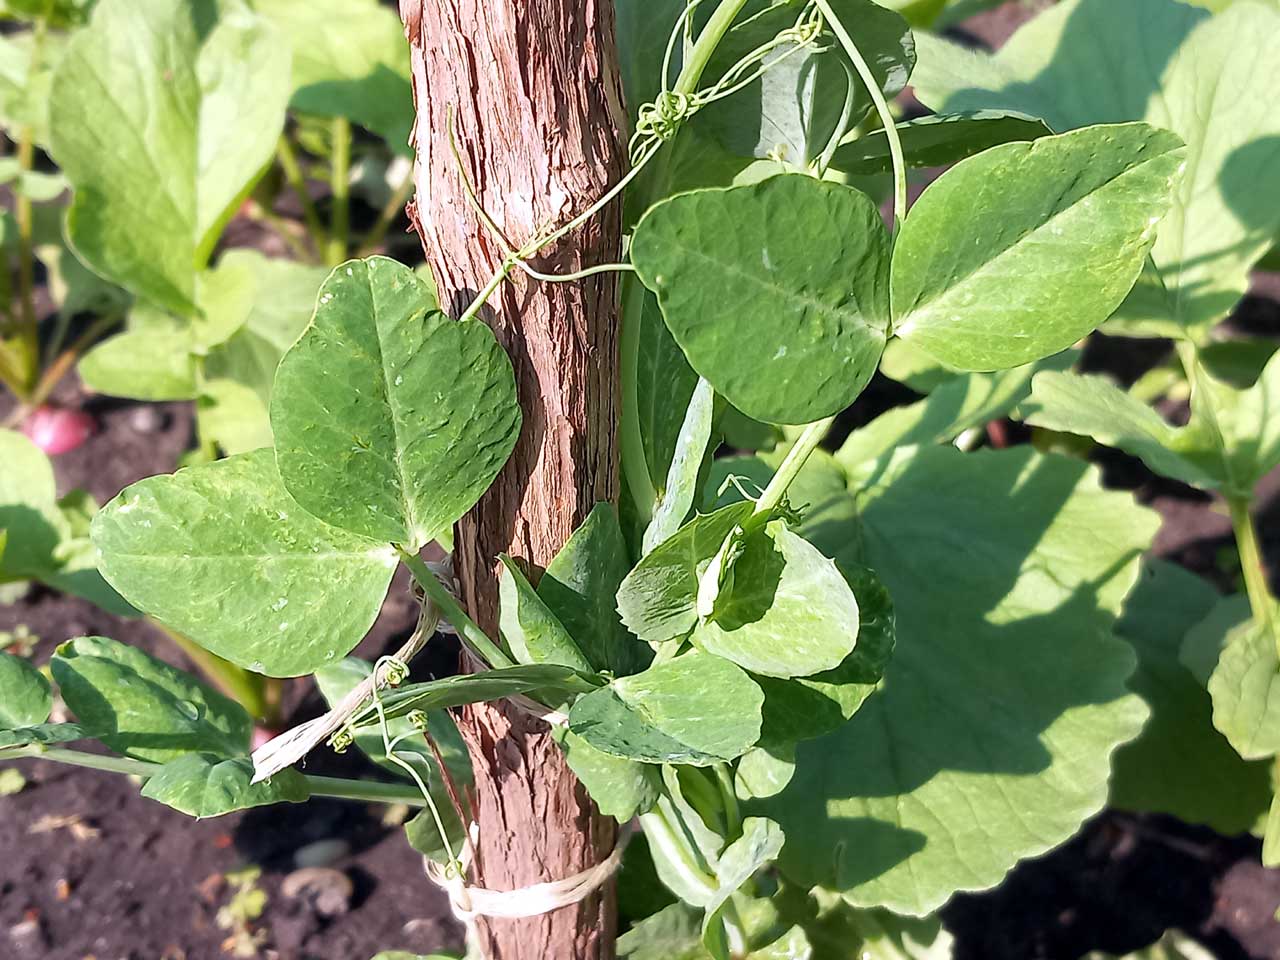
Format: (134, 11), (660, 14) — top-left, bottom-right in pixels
(754, 564), (894, 747)
(404, 800), (467, 869)
(1086, 930), (1221, 960)
(618, 501), (757, 645)
(645, 378), (716, 554)
(1108, 561), (1271, 835)
(48, 0), (290, 315)
(257, 0), (414, 152)
(197, 379), (272, 456)
(832, 110), (1053, 176)
(1264, 793), (1280, 868)
(1180, 594), (1251, 687)
(693, 523), (859, 678)
(91, 449), (398, 677)
(0, 430), (134, 615)
(567, 650), (763, 766)
(632, 175), (891, 424)
(911, 0), (1280, 335)
(271, 257), (521, 547)
(350, 665), (599, 727)
(753, 445), (1155, 915)
(78, 328), (200, 401)
(553, 727), (661, 821)
(837, 354), (1074, 479)
(1206, 613), (1280, 760)
(0, 427), (70, 577)
(0, 30), (65, 147)
(630, 280), (700, 503)
(701, 818), (786, 957)
(314, 658), (439, 778)
(698, 0), (915, 166)
(0, 651), (51, 728)
(891, 123), (1184, 371)
(0, 723), (91, 749)
(1021, 370), (1222, 488)
(51, 635), (252, 763)
(498, 557), (594, 674)
(141, 753), (308, 818)
(539, 503), (650, 676)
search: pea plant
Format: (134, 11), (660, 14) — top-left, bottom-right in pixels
(0, 0), (421, 721)
(1, 0), (1235, 955)
(906, 0), (1280, 862)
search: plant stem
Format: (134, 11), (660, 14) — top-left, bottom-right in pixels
(814, 0), (907, 228)
(326, 117), (352, 266)
(397, 547), (515, 670)
(276, 135), (328, 256)
(356, 161), (418, 258)
(754, 416), (835, 518)
(1228, 494), (1279, 652)
(618, 0), (751, 525)
(3, 746), (429, 807)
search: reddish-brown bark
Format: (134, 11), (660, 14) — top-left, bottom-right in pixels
(399, 2), (628, 957)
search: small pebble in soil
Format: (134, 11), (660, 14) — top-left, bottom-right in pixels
(8, 917), (50, 956)
(281, 866), (354, 918)
(127, 404), (169, 434)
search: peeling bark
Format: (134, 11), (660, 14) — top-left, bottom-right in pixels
(399, 2), (628, 957)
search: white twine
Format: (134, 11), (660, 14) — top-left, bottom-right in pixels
(425, 822), (630, 922)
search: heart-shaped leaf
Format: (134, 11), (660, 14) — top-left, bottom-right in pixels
(91, 450), (398, 677)
(911, 0), (1280, 335)
(51, 636), (252, 763)
(568, 650), (763, 766)
(632, 175), (891, 424)
(891, 123), (1184, 370)
(271, 257), (521, 547)
(141, 753), (308, 818)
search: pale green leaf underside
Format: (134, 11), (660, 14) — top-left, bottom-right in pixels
(539, 502), (650, 676)
(911, 0), (1280, 334)
(0, 651), (51, 728)
(754, 445), (1155, 915)
(271, 257), (521, 547)
(694, 523), (859, 679)
(568, 650), (763, 766)
(632, 175), (891, 425)
(891, 122), (1184, 370)
(553, 727), (661, 822)
(1021, 371), (1222, 489)
(1109, 561), (1271, 834)
(0, 723), (92, 749)
(499, 557), (594, 674)
(833, 110), (1053, 176)
(141, 753), (309, 818)
(91, 450), (397, 677)
(1207, 613), (1280, 760)
(48, 0), (290, 314)
(52, 635), (252, 763)
(618, 502), (757, 644)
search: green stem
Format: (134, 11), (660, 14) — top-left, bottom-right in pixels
(1228, 495), (1278, 651)
(814, 0), (907, 228)
(754, 416), (835, 518)
(2, 746), (428, 806)
(458, 260), (514, 325)
(276, 135), (328, 256)
(619, 0), (750, 525)
(397, 547), (515, 669)
(326, 116), (352, 267)
(356, 162), (418, 258)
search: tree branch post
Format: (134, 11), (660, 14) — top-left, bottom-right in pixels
(399, 2), (628, 957)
